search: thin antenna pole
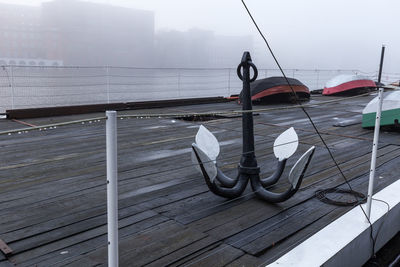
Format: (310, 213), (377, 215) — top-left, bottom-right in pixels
(365, 45), (385, 221)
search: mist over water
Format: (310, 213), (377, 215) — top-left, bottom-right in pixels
(0, 0), (399, 71)
(0, 0), (399, 113)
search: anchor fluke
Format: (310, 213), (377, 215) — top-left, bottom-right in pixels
(195, 125), (220, 162)
(191, 143), (217, 183)
(191, 125), (220, 182)
(260, 127), (298, 187)
(288, 146), (315, 189)
(273, 127), (298, 160)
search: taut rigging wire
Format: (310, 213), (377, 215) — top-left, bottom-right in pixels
(239, 0), (388, 261)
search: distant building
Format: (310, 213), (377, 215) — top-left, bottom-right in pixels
(155, 29), (215, 68)
(210, 35), (254, 68)
(0, 3), (62, 66)
(155, 28), (253, 68)
(0, 0), (154, 67)
(0, 1), (251, 68)
(41, 0), (155, 66)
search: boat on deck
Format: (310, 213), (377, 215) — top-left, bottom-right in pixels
(239, 76), (310, 103)
(323, 74), (376, 95)
(362, 90), (400, 128)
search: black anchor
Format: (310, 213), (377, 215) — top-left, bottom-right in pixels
(191, 52), (315, 202)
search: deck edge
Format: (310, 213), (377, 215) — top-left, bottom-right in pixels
(267, 179), (400, 267)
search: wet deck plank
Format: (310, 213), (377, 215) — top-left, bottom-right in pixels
(0, 95), (399, 266)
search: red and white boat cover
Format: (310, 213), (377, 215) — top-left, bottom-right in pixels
(322, 74), (376, 95)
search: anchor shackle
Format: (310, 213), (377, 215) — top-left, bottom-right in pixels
(236, 52), (258, 83)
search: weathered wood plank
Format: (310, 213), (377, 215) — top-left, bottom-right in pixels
(13, 216), (171, 266)
(176, 243), (244, 267)
(0, 96), (398, 266)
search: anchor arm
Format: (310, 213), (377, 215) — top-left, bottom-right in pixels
(259, 126), (297, 188)
(250, 174), (300, 203)
(210, 173), (249, 199)
(259, 159), (287, 187)
(250, 147), (315, 203)
(216, 168), (239, 188)
(192, 146), (248, 198)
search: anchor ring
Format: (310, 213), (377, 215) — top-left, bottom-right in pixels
(237, 62), (258, 82)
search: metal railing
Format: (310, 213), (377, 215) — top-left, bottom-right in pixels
(0, 65), (393, 114)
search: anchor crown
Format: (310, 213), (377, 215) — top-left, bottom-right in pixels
(191, 126), (315, 202)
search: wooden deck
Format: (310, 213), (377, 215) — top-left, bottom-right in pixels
(0, 94), (400, 266)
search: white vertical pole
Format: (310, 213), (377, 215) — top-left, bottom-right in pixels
(227, 68), (231, 97)
(366, 45), (385, 222)
(106, 66), (110, 104)
(177, 69), (181, 98)
(106, 110), (118, 267)
(365, 88), (384, 221)
(10, 65), (15, 109)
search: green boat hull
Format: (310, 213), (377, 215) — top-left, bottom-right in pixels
(362, 107), (400, 128)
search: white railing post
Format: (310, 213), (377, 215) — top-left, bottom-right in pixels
(106, 66), (110, 104)
(316, 69), (320, 90)
(177, 69), (181, 98)
(10, 65), (15, 109)
(228, 68), (231, 97)
(106, 110), (119, 267)
(366, 45), (385, 222)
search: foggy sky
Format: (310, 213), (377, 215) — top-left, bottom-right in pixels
(1, 0), (399, 73)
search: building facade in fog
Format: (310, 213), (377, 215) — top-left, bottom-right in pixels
(155, 28), (253, 68)
(42, 0), (155, 67)
(0, 3), (62, 66)
(0, 0), (154, 67)
(155, 29), (215, 68)
(0, 0), (251, 68)
(210, 35), (253, 67)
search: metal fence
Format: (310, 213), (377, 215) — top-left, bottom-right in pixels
(0, 65), (393, 114)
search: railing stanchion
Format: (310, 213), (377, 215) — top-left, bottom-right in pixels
(106, 110), (119, 267)
(177, 69), (181, 98)
(228, 68), (231, 97)
(106, 66), (110, 104)
(10, 65), (15, 109)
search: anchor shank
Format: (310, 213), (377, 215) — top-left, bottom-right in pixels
(240, 52), (257, 168)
